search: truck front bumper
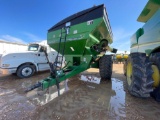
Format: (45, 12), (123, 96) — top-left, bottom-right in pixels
(0, 67), (17, 75)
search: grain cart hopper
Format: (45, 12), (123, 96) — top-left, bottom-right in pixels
(124, 0), (160, 101)
(26, 4), (117, 94)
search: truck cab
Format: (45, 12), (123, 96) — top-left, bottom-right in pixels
(0, 43), (59, 78)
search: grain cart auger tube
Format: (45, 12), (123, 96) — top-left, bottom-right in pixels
(25, 4), (117, 93)
(123, 0), (160, 101)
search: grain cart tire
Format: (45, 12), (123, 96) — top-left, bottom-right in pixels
(17, 64), (35, 78)
(126, 53), (153, 98)
(99, 55), (112, 80)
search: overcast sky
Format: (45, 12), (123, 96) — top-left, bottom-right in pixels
(0, 0), (148, 52)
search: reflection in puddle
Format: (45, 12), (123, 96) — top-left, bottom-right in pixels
(0, 76), (126, 119)
(35, 77), (127, 119)
(26, 80), (69, 106)
(80, 75), (101, 84)
(109, 78), (126, 118)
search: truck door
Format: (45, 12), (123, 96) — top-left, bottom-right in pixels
(37, 46), (49, 71)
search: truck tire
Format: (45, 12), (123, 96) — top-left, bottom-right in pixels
(126, 53), (153, 98)
(99, 55), (112, 80)
(17, 64), (35, 78)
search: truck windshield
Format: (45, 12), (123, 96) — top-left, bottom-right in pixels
(28, 44), (39, 51)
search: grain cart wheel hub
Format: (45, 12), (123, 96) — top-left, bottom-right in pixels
(152, 65), (160, 87)
(126, 61), (132, 86)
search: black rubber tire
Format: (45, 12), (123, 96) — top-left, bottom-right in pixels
(123, 60), (127, 76)
(150, 52), (160, 70)
(17, 64), (35, 78)
(149, 52), (160, 101)
(99, 55), (112, 80)
(126, 53), (153, 98)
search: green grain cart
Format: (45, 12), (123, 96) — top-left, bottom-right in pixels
(26, 4), (117, 93)
(124, 0), (160, 101)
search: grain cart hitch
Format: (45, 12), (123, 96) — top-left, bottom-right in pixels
(25, 4), (117, 94)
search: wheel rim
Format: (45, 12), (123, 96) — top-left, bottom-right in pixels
(152, 65), (160, 87)
(22, 67), (32, 77)
(127, 62), (132, 86)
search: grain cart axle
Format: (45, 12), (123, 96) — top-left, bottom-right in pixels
(26, 4), (117, 93)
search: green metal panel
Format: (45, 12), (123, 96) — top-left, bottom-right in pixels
(131, 1), (160, 55)
(41, 60), (92, 90)
(130, 28), (144, 48)
(26, 4), (115, 92)
(47, 17), (112, 54)
(137, 0), (160, 22)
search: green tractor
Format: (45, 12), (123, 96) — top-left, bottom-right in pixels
(26, 4), (117, 93)
(124, 0), (160, 101)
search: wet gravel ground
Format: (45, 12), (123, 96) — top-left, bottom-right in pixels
(0, 64), (160, 120)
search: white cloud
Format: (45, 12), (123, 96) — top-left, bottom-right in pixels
(0, 35), (27, 44)
(112, 27), (133, 41)
(111, 27), (133, 52)
(23, 32), (43, 42)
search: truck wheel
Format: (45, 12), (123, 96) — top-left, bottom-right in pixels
(126, 53), (153, 98)
(99, 55), (112, 80)
(17, 64), (35, 78)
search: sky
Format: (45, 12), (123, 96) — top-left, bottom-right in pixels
(0, 0), (148, 52)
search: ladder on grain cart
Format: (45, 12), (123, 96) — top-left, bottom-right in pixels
(54, 27), (67, 73)
(25, 27), (69, 94)
(50, 27), (68, 95)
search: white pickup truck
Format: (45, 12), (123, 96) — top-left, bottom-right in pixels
(0, 43), (63, 78)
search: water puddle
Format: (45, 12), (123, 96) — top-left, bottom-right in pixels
(108, 78), (126, 118)
(0, 76), (126, 119)
(35, 77), (126, 119)
(26, 80), (69, 106)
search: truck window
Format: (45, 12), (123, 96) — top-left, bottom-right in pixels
(28, 44), (39, 51)
(39, 46), (47, 52)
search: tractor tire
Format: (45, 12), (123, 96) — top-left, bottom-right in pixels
(17, 64), (35, 78)
(99, 55), (112, 80)
(126, 53), (153, 98)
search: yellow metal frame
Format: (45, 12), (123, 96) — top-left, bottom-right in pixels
(127, 61), (132, 86)
(152, 65), (160, 87)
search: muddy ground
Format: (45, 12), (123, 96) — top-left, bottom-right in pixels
(0, 64), (160, 120)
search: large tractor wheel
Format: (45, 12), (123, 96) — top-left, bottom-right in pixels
(99, 55), (112, 80)
(126, 53), (153, 98)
